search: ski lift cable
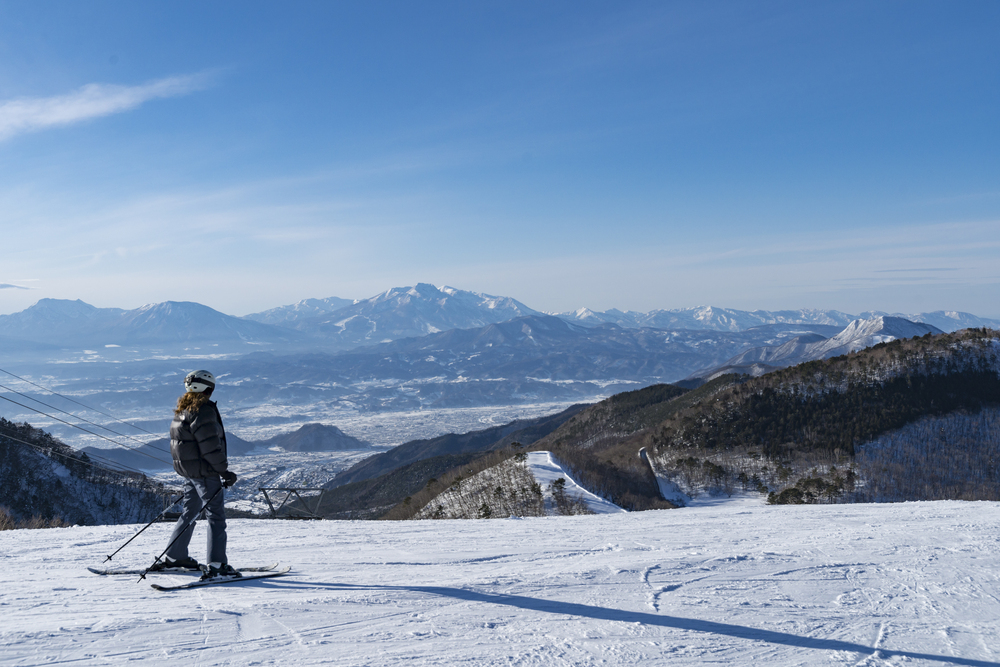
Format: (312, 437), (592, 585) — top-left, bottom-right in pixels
(0, 424), (177, 486)
(0, 366), (160, 437)
(0, 381), (171, 455)
(0, 420), (167, 481)
(0, 394), (173, 466)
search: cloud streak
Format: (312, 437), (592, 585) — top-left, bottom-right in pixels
(0, 73), (213, 142)
(0, 283), (30, 290)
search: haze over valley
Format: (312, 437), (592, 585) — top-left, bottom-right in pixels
(2, 284), (993, 454)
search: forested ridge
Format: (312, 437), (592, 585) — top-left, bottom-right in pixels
(514, 329), (1000, 510)
(651, 329), (999, 456)
(375, 329), (1000, 518)
(0, 418), (169, 526)
(643, 329), (1000, 504)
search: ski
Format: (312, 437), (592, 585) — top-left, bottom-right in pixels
(88, 562), (280, 576)
(151, 566), (291, 591)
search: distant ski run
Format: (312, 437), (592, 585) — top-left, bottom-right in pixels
(151, 566), (291, 591)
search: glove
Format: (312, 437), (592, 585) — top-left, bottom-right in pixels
(221, 470), (238, 488)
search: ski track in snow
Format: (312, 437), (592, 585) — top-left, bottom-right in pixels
(2, 501), (999, 666)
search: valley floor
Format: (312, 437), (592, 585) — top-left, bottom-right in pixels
(1, 501), (998, 666)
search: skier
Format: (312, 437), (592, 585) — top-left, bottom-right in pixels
(151, 370), (241, 580)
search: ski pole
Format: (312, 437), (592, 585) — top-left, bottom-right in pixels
(104, 492), (184, 563)
(137, 485), (224, 583)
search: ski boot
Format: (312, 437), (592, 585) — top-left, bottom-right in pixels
(200, 562), (243, 581)
(149, 555), (201, 572)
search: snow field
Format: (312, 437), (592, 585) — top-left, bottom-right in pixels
(1, 501), (999, 666)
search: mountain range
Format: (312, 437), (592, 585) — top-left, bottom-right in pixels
(243, 296), (357, 328)
(685, 316), (944, 384)
(246, 284), (539, 348)
(555, 305), (997, 334)
(3, 284), (996, 361)
(2, 285), (998, 434)
(7, 326), (1000, 527)
(205, 315), (849, 411)
(0, 299), (306, 354)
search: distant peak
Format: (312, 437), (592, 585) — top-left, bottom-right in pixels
(33, 298), (93, 308)
(27, 298), (99, 315)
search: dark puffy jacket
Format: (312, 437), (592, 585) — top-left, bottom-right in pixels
(170, 400), (229, 479)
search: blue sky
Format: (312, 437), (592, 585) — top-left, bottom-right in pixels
(1, 1), (998, 317)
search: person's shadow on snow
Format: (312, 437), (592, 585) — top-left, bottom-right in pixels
(273, 580), (998, 667)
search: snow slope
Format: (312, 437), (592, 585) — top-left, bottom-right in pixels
(690, 316), (944, 381)
(2, 501), (998, 665)
(526, 451), (626, 514)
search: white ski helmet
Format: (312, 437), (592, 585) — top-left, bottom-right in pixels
(184, 370), (216, 394)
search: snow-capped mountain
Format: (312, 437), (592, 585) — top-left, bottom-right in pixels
(0, 299), (307, 351)
(108, 301), (307, 346)
(0, 299), (125, 341)
(3, 288), (996, 431)
(556, 306), (859, 331)
(558, 306), (999, 333)
(289, 283), (542, 348)
(243, 296), (357, 328)
(5, 292), (995, 362)
(194, 317), (845, 414)
(814, 316), (942, 356)
(884, 310), (1000, 333)
(687, 316), (944, 381)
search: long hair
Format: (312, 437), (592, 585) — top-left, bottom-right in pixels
(175, 391), (211, 416)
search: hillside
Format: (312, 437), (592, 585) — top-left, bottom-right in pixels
(82, 432), (258, 472)
(327, 404), (585, 489)
(313, 451), (489, 519)
(255, 422), (368, 452)
(389, 383), (693, 517)
(649, 329), (999, 459)
(525, 381), (715, 511)
(580, 329), (1000, 506)
(0, 418), (169, 525)
(306, 405), (587, 519)
(403, 328), (1000, 516)
(687, 316), (943, 382)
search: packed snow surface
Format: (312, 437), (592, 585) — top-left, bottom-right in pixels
(2, 501), (999, 666)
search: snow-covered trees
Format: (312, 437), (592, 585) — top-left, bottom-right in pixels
(413, 455), (546, 519)
(0, 418), (168, 526)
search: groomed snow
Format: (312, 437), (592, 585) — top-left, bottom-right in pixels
(2, 501), (999, 665)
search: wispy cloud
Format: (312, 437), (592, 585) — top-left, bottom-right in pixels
(874, 268), (959, 273)
(0, 283), (30, 290)
(0, 73), (213, 142)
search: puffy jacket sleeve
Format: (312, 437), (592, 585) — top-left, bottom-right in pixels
(189, 402), (228, 474)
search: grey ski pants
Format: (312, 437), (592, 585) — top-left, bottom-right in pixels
(165, 475), (228, 564)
